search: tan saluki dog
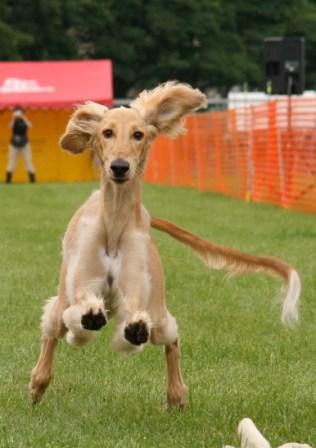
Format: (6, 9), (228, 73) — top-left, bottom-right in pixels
(29, 82), (301, 408)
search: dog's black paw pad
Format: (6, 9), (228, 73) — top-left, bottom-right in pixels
(124, 320), (149, 345)
(81, 311), (107, 330)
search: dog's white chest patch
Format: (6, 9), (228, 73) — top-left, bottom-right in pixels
(99, 249), (122, 292)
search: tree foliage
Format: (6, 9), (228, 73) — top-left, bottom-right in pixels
(1, 0), (316, 96)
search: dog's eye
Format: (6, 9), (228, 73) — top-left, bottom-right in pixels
(103, 129), (113, 138)
(133, 131), (144, 141)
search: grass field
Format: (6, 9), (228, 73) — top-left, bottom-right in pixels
(0, 182), (315, 448)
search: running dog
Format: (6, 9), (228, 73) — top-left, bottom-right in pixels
(29, 82), (301, 408)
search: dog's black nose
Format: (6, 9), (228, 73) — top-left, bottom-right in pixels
(110, 159), (130, 178)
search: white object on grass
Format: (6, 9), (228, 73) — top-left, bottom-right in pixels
(238, 418), (271, 448)
(223, 418), (312, 448)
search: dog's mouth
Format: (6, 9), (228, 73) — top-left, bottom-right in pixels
(111, 176), (129, 184)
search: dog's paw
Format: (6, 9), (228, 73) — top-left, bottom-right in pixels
(112, 312), (151, 353)
(81, 310), (107, 331)
(63, 295), (107, 335)
(124, 320), (149, 345)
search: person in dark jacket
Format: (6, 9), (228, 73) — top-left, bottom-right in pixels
(5, 106), (36, 183)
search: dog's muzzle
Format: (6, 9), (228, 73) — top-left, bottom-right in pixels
(110, 159), (130, 183)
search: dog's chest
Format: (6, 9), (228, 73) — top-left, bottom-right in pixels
(99, 249), (122, 306)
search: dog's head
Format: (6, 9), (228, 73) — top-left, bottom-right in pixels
(60, 82), (206, 185)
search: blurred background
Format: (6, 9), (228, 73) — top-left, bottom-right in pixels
(0, 0), (315, 213)
(1, 0), (316, 96)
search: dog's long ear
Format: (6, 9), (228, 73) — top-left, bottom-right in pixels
(60, 102), (108, 153)
(131, 81), (207, 138)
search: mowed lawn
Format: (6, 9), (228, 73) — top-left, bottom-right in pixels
(0, 182), (315, 448)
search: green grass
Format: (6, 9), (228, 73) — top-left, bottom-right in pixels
(0, 182), (315, 448)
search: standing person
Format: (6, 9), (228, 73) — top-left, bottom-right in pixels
(5, 106), (36, 183)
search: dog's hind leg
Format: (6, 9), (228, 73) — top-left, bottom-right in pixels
(165, 337), (187, 409)
(150, 312), (188, 409)
(148, 241), (187, 408)
(29, 336), (58, 403)
(29, 295), (67, 403)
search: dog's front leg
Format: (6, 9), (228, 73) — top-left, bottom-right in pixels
(62, 244), (111, 346)
(112, 231), (152, 353)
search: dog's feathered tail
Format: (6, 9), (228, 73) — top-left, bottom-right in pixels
(151, 217), (301, 325)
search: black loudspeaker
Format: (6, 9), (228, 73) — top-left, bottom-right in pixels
(264, 37), (305, 95)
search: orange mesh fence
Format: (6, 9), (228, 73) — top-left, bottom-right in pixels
(144, 98), (316, 214)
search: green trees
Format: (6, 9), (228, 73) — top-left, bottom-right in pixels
(1, 0), (316, 96)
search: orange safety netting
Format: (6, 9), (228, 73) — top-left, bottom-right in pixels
(145, 98), (316, 214)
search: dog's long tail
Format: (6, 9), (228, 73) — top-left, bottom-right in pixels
(151, 217), (301, 325)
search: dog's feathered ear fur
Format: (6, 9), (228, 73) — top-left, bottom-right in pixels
(60, 102), (108, 153)
(131, 81), (207, 138)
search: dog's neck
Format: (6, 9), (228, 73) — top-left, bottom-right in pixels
(100, 178), (143, 256)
